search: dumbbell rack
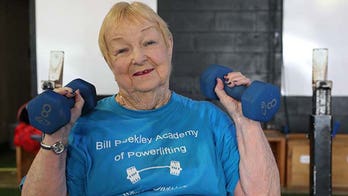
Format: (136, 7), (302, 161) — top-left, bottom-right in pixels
(309, 80), (333, 196)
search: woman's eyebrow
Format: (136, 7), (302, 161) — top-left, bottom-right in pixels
(110, 25), (157, 42)
(141, 25), (156, 32)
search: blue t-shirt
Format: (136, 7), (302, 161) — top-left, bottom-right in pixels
(66, 92), (240, 195)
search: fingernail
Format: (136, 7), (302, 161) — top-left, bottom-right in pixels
(63, 89), (69, 95)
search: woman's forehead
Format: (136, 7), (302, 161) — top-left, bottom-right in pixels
(108, 15), (154, 30)
(106, 20), (159, 38)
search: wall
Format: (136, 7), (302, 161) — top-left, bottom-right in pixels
(158, 0), (283, 128)
(158, 0), (348, 134)
(0, 0), (31, 145)
(283, 0), (348, 96)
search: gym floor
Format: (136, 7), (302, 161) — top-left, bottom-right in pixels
(0, 145), (345, 196)
(0, 145), (20, 196)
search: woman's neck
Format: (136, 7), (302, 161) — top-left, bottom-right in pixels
(115, 88), (172, 110)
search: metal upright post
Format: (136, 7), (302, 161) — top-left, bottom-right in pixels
(309, 48), (332, 196)
(41, 51), (65, 90)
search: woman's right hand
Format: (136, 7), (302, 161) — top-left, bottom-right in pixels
(42, 88), (85, 145)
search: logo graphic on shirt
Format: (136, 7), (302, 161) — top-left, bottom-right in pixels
(126, 160), (182, 184)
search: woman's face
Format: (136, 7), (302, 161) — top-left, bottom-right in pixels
(105, 20), (173, 94)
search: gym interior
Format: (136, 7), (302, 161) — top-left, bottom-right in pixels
(1, 0), (347, 195)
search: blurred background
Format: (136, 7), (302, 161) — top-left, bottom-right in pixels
(1, 0), (347, 195)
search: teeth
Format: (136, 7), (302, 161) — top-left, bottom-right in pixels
(143, 69), (153, 74)
(135, 68), (153, 76)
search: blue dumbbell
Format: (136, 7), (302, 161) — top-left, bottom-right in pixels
(200, 64), (280, 122)
(26, 79), (97, 134)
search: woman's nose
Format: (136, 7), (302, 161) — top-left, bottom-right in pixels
(131, 47), (147, 65)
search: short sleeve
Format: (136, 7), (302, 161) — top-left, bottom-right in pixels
(66, 127), (88, 195)
(221, 123), (240, 194)
(210, 106), (240, 194)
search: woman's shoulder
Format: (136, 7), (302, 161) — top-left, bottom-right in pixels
(172, 92), (235, 137)
(72, 95), (118, 126)
(95, 95), (117, 110)
(173, 92), (220, 109)
(171, 92), (228, 118)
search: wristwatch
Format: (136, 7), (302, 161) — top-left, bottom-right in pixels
(40, 134), (66, 154)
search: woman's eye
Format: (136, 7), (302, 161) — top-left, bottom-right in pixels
(144, 40), (156, 46)
(116, 48), (128, 55)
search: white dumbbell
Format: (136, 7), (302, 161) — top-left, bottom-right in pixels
(169, 161), (182, 176)
(126, 166), (141, 184)
(126, 161), (183, 184)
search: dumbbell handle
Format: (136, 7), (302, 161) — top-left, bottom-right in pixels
(65, 78), (96, 114)
(224, 85), (246, 101)
(63, 78), (93, 109)
(200, 64), (247, 100)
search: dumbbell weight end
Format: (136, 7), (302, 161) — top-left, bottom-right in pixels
(26, 90), (74, 134)
(240, 81), (281, 122)
(27, 78), (97, 134)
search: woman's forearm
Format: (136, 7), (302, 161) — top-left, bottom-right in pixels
(214, 76), (280, 195)
(21, 149), (68, 196)
(234, 117), (280, 196)
(21, 88), (83, 196)
(21, 124), (72, 196)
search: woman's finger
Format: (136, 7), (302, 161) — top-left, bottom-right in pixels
(53, 87), (75, 98)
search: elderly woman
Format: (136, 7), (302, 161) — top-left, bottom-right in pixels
(22, 2), (280, 196)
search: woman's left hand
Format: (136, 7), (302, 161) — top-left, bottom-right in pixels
(214, 72), (251, 122)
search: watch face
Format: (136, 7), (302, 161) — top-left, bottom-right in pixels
(52, 141), (65, 154)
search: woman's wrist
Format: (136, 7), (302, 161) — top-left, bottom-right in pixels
(41, 123), (73, 145)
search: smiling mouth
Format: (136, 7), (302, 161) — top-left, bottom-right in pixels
(133, 68), (155, 76)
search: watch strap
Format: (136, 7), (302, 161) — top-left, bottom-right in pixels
(40, 141), (53, 150)
(40, 140), (66, 154)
